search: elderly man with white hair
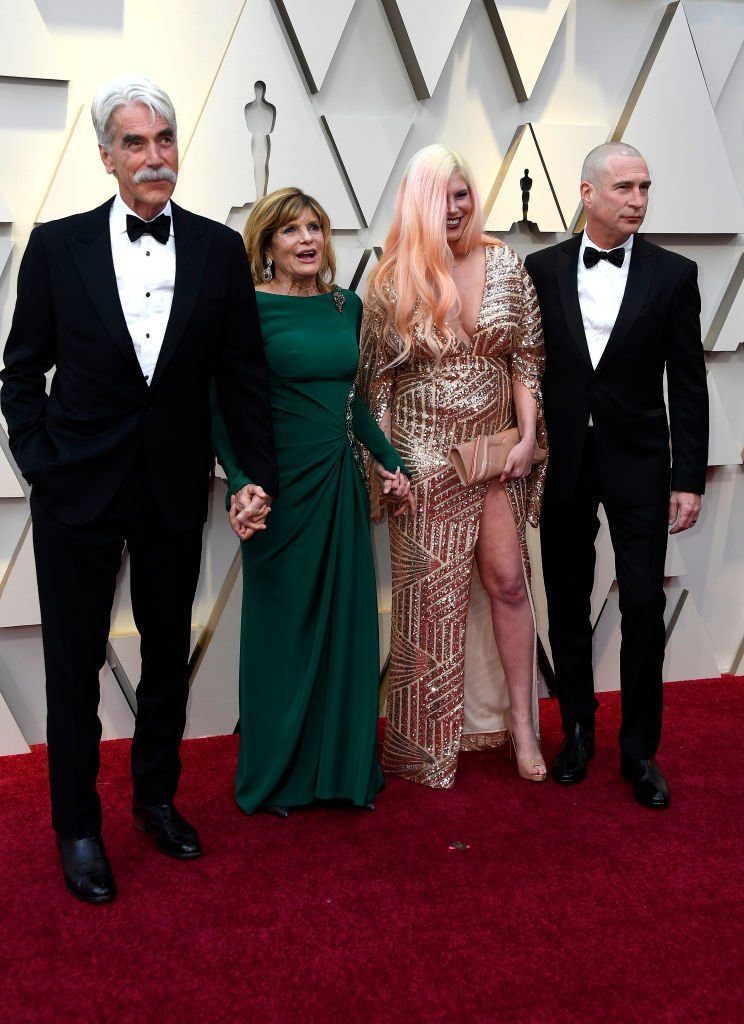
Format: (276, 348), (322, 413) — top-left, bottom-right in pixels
(1, 75), (278, 902)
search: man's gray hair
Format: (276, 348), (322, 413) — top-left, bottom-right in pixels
(91, 74), (177, 150)
(581, 142), (643, 186)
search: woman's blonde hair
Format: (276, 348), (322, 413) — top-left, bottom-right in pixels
(367, 145), (488, 364)
(243, 187), (336, 292)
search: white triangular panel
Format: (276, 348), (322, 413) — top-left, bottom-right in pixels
(486, 125), (564, 233)
(684, 1), (744, 106)
(0, 626), (47, 746)
(590, 507), (616, 628)
(665, 245), (742, 343)
(332, 235), (367, 292)
(37, 105), (112, 224)
(592, 586), (622, 693)
(664, 535), (688, 578)
(176, 0), (358, 228)
(351, 247), (382, 299)
(0, 239), (13, 280)
(620, 3), (744, 233)
(323, 115), (413, 226)
(184, 568), (242, 738)
(354, 247), (381, 298)
(99, 663), (135, 742)
(530, 124), (609, 229)
(0, 0), (68, 81)
(108, 634), (141, 690)
(0, 685), (30, 755)
(382, 0), (471, 99)
(707, 373), (742, 465)
(713, 270), (744, 352)
(662, 580), (719, 681)
(0, 445), (24, 498)
(485, 0), (570, 101)
(276, 0), (357, 92)
(0, 527), (40, 627)
(0, 502), (31, 587)
(707, 357), (744, 452)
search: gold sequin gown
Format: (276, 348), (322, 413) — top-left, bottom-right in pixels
(359, 243), (547, 788)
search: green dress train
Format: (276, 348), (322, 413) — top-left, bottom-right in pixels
(211, 288), (405, 813)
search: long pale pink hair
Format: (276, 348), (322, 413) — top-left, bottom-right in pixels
(367, 145), (486, 365)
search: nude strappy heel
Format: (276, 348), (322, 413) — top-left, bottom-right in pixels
(504, 709), (547, 782)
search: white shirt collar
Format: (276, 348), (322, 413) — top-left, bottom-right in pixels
(111, 193), (174, 236)
(580, 230), (634, 258)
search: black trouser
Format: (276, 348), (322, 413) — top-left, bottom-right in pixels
(540, 430), (669, 760)
(31, 457), (204, 838)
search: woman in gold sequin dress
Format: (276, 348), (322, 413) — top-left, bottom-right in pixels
(360, 145), (548, 788)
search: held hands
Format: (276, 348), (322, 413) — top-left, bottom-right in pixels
(230, 483), (273, 541)
(375, 464), (416, 517)
(668, 491), (702, 534)
(500, 436), (535, 482)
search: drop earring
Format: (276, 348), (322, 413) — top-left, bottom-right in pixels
(262, 256), (273, 282)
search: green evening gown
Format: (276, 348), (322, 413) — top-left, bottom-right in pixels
(211, 288), (405, 813)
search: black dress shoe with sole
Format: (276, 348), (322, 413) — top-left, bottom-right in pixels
(57, 835), (116, 904)
(261, 804), (290, 818)
(620, 758), (670, 809)
(551, 722), (595, 785)
(132, 801), (201, 858)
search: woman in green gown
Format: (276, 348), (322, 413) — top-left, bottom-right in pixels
(211, 188), (412, 816)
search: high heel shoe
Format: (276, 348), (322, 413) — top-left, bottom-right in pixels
(504, 710), (547, 783)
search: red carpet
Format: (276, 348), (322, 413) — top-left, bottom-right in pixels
(1, 678), (743, 1024)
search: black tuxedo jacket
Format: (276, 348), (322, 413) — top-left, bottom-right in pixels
(1, 198), (278, 528)
(524, 234), (708, 505)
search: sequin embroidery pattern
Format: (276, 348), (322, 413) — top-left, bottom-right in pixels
(359, 244), (547, 788)
(345, 381), (368, 488)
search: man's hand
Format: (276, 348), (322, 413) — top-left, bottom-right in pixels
(375, 464), (415, 517)
(230, 483), (272, 541)
(668, 490), (702, 534)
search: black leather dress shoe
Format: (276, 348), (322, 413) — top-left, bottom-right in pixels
(57, 835), (116, 904)
(551, 722), (595, 784)
(132, 801), (201, 858)
(620, 758), (670, 809)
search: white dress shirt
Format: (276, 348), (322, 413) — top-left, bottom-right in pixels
(577, 231), (634, 370)
(109, 194), (176, 385)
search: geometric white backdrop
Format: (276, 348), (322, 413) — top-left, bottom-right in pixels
(0, 0), (742, 757)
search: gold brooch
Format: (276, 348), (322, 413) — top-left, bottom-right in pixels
(332, 286), (345, 314)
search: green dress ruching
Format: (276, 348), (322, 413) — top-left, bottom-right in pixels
(211, 288), (405, 812)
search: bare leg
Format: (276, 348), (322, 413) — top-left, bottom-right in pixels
(475, 479), (544, 778)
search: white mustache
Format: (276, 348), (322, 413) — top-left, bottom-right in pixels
(133, 167), (177, 184)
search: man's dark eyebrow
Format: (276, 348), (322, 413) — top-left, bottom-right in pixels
(121, 128), (174, 145)
(613, 178), (652, 187)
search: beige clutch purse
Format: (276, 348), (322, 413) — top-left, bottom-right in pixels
(449, 427), (546, 486)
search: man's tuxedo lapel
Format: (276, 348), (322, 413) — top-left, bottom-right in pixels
(596, 236), (657, 371)
(556, 236), (593, 368)
(150, 203), (210, 387)
(67, 199), (143, 374)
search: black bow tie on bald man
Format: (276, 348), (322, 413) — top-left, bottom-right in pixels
(126, 213), (170, 244)
(583, 246), (625, 269)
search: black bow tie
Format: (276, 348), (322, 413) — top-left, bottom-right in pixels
(126, 213), (170, 244)
(583, 246), (625, 269)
